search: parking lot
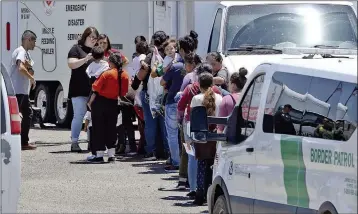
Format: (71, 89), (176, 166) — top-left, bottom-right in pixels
(18, 127), (208, 213)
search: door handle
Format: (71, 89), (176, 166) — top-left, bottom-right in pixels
(246, 147), (254, 153)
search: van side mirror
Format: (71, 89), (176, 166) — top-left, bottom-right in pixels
(190, 106), (228, 142)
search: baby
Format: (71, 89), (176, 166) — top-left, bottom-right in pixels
(150, 38), (179, 78)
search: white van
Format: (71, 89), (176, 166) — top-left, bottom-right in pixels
(0, 63), (21, 213)
(189, 48), (357, 214)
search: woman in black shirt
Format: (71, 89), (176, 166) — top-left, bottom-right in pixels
(67, 26), (99, 152)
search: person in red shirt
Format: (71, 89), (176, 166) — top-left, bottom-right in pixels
(97, 34), (129, 66)
(87, 52), (129, 163)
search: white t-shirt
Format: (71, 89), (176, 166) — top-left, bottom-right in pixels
(131, 54), (146, 76)
(84, 111), (92, 127)
(163, 53), (179, 68)
(190, 93), (223, 117)
(86, 60), (109, 78)
(9, 46), (33, 95)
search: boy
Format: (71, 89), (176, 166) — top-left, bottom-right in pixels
(86, 46), (109, 83)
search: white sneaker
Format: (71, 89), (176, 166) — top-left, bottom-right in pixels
(86, 155), (96, 161)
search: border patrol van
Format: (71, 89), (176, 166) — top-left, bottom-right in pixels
(189, 48), (357, 214)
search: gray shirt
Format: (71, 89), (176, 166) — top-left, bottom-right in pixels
(9, 46), (32, 95)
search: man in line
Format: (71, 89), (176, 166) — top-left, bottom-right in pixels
(9, 30), (37, 150)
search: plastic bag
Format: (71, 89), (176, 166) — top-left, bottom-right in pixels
(147, 46), (164, 118)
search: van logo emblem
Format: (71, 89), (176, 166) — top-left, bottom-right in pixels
(228, 161), (233, 175)
(43, 1), (55, 16)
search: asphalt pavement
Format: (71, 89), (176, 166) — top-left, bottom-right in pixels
(18, 127), (208, 213)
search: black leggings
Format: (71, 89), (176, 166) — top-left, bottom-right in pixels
(91, 95), (118, 152)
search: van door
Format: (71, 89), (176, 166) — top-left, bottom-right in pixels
(223, 74), (266, 214)
(207, 7), (224, 54)
(1, 1), (19, 71)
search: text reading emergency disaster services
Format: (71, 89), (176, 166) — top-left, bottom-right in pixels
(66, 4), (87, 41)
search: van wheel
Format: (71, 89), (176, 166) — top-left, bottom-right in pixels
(213, 195), (228, 214)
(34, 84), (55, 123)
(318, 202), (338, 214)
(54, 85), (73, 128)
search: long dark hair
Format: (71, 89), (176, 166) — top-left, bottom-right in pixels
(78, 27), (99, 46)
(108, 52), (124, 96)
(98, 34), (112, 52)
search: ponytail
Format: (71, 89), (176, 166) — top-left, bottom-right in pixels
(202, 87), (216, 116)
(108, 52), (124, 96)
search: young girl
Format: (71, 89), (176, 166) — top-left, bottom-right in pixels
(88, 52), (129, 163)
(190, 72), (222, 205)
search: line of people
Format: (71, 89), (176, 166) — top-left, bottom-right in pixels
(66, 26), (249, 206)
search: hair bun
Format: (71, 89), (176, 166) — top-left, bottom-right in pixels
(189, 30), (198, 39)
(239, 67), (248, 77)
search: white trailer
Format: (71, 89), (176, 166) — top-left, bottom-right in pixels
(1, 1), (195, 127)
(1, 1), (357, 128)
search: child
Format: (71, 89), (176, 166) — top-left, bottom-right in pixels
(116, 97), (137, 155)
(83, 110), (96, 160)
(86, 46), (110, 84)
(132, 41), (149, 79)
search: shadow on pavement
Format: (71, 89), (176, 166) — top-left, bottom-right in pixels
(160, 196), (190, 201)
(132, 162), (167, 175)
(33, 141), (70, 147)
(161, 175), (179, 181)
(49, 150), (89, 154)
(69, 160), (110, 165)
(172, 202), (204, 207)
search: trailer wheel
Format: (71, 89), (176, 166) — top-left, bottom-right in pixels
(34, 84), (55, 123)
(54, 85), (73, 128)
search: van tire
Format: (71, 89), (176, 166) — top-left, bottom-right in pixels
(34, 84), (55, 123)
(318, 202), (338, 214)
(54, 85), (73, 128)
(213, 195), (228, 214)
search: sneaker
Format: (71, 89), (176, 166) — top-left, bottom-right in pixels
(164, 165), (179, 172)
(187, 191), (196, 199)
(21, 144), (37, 150)
(144, 153), (157, 161)
(176, 181), (187, 190)
(86, 155), (96, 161)
(71, 143), (82, 152)
(87, 157), (104, 163)
(127, 151), (137, 156)
(108, 157), (116, 163)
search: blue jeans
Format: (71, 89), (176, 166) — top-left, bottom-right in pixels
(71, 96), (88, 143)
(140, 91), (168, 154)
(165, 103), (180, 166)
(183, 121), (197, 192)
(188, 154), (198, 192)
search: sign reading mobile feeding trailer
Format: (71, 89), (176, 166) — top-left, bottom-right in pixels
(282, 47), (358, 56)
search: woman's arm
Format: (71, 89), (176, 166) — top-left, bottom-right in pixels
(68, 55), (91, 70)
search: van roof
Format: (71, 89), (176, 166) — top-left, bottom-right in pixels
(262, 57), (357, 83)
(220, 1), (353, 7)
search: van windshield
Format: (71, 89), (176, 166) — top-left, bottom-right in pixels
(225, 4), (357, 51)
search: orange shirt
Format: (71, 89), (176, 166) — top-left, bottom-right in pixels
(92, 68), (129, 100)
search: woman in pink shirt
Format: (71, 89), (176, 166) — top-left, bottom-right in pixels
(217, 67), (248, 133)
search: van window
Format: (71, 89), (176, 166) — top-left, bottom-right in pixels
(225, 4), (357, 51)
(263, 71), (358, 141)
(208, 8), (223, 53)
(234, 74), (265, 141)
